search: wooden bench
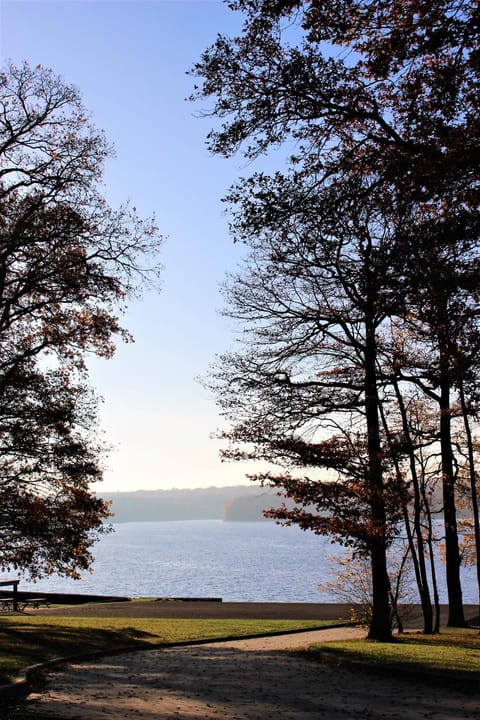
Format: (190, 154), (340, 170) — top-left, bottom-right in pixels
(0, 579), (19, 611)
(0, 596), (50, 611)
(0, 596), (16, 612)
(0, 580), (49, 612)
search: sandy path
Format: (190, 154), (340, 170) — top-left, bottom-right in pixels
(15, 627), (479, 720)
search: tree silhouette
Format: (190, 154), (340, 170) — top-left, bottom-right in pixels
(0, 62), (163, 578)
(192, 0), (480, 631)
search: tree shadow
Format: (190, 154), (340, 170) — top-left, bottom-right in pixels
(12, 644), (479, 720)
(0, 621), (156, 685)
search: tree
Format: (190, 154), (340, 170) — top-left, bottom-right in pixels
(319, 546), (415, 631)
(379, 378), (445, 634)
(0, 363), (109, 578)
(0, 62), (163, 578)
(389, 210), (480, 627)
(192, 0), (480, 629)
(458, 385), (480, 626)
(206, 174), (409, 641)
(0, 62), (107, 201)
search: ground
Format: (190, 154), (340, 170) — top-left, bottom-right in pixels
(9, 602), (480, 720)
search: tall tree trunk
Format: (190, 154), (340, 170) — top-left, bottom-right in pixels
(365, 316), (392, 641)
(378, 383), (433, 633)
(459, 382), (480, 628)
(438, 327), (466, 627)
(420, 471), (442, 633)
(391, 379), (434, 633)
(369, 540), (392, 641)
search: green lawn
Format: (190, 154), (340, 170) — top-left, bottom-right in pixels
(308, 628), (480, 687)
(0, 616), (335, 684)
(2, 614), (477, 690)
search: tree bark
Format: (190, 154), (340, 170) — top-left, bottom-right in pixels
(438, 327), (466, 627)
(459, 382), (480, 628)
(392, 379), (434, 633)
(365, 315), (392, 641)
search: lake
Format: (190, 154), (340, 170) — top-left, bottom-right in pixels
(17, 520), (479, 603)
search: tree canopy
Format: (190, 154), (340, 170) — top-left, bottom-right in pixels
(193, 0), (480, 638)
(0, 62), (163, 579)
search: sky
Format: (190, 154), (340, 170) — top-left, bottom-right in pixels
(0, 0), (270, 492)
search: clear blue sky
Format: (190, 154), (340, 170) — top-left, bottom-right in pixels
(0, 0), (265, 492)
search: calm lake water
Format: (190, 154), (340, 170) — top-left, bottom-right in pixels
(17, 520), (479, 603)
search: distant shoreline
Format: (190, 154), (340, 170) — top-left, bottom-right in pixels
(102, 486), (286, 523)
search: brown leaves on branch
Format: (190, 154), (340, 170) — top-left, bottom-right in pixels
(194, 0), (480, 636)
(0, 62), (163, 578)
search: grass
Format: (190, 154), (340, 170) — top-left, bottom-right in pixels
(309, 627), (480, 688)
(0, 615), (337, 684)
(3, 609), (477, 691)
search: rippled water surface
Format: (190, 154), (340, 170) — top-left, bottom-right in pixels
(18, 520), (478, 603)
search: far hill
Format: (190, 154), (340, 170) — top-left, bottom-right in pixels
(100, 486), (290, 523)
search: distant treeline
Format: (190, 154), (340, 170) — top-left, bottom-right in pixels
(100, 486), (292, 523)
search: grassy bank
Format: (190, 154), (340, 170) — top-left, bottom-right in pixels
(309, 628), (480, 688)
(0, 616), (334, 684)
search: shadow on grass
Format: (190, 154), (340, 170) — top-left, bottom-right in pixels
(0, 621), (156, 684)
(303, 630), (480, 694)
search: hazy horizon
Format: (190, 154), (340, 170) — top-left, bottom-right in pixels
(101, 483), (258, 494)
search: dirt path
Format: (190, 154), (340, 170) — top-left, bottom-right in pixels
(14, 627), (479, 720)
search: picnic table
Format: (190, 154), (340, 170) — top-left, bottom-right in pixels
(0, 579), (49, 612)
(0, 579), (19, 611)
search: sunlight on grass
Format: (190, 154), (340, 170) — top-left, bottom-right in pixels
(309, 627), (480, 682)
(1, 613), (477, 689)
(0, 616), (337, 684)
